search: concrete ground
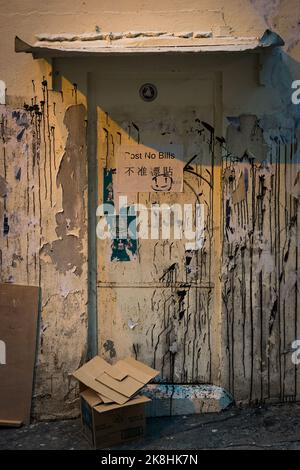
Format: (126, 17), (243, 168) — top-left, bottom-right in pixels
(1, 402), (300, 450)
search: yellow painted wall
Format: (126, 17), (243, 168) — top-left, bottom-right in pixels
(0, 1), (300, 417)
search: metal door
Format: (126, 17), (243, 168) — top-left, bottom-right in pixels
(95, 71), (221, 383)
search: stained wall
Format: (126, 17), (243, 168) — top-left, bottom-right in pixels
(0, 1), (300, 417)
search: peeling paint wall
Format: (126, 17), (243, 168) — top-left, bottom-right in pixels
(0, 75), (88, 419)
(219, 0), (300, 404)
(221, 115), (300, 403)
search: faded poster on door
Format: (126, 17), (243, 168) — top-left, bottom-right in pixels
(116, 144), (184, 193)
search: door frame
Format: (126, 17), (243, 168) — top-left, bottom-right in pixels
(86, 61), (223, 385)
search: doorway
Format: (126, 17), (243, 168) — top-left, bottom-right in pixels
(91, 64), (222, 384)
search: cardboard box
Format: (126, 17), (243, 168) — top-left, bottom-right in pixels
(73, 356), (159, 405)
(80, 388), (150, 448)
(72, 356), (159, 448)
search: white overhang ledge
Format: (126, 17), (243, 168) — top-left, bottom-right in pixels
(15, 29), (284, 57)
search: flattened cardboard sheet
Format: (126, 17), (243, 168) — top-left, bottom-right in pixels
(80, 388), (150, 413)
(73, 355), (159, 405)
(73, 356), (129, 405)
(0, 283), (39, 425)
(94, 395), (151, 414)
(119, 357), (159, 383)
(98, 394), (114, 404)
(96, 372), (143, 398)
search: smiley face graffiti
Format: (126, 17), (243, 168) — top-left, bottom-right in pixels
(151, 173), (173, 191)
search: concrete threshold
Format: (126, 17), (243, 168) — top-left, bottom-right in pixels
(142, 384), (234, 417)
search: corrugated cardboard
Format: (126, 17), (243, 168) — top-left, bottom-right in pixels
(0, 283), (39, 425)
(80, 388), (150, 448)
(80, 388), (103, 407)
(94, 395), (150, 413)
(72, 356), (129, 404)
(73, 356), (159, 405)
(118, 357), (159, 383)
(96, 372), (143, 398)
(98, 394), (114, 404)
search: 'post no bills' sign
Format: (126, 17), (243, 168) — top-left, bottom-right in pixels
(116, 144), (184, 193)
